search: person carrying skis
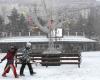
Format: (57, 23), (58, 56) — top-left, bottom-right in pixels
(20, 42), (36, 76)
(1, 46), (18, 78)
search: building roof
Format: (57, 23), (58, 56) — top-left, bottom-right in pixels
(0, 36), (96, 43)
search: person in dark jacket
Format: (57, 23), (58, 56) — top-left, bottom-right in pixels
(1, 46), (18, 78)
(20, 42), (35, 76)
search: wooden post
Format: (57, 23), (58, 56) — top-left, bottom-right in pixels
(29, 32), (31, 36)
(10, 32), (12, 37)
(83, 32), (85, 36)
(5, 32), (7, 37)
(2, 32), (4, 37)
(19, 32), (21, 36)
(68, 32), (69, 36)
(38, 31), (40, 36)
(76, 32), (78, 36)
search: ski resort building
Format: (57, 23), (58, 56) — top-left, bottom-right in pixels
(0, 34), (96, 53)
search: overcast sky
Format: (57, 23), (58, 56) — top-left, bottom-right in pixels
(0, 0), (98, 7)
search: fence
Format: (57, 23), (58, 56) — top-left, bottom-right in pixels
(0, 31), (85, 37)
(15, 53), (81, 68)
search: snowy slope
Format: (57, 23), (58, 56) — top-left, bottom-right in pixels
(0, 51), (100, 80)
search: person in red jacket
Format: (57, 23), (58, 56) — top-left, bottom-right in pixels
(1, 46), (18, 78)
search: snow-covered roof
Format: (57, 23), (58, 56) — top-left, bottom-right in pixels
(0, 36), (96, 43)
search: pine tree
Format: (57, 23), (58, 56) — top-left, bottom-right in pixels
(18, 14), (29, 33)
(8, 8), (20, 32)
(7, 8), (29, 35)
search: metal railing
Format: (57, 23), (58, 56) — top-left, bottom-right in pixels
(0, 31), (85, 38)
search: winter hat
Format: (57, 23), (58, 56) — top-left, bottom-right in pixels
(26, 42), (31, 47)
(10, 46), (18, 50)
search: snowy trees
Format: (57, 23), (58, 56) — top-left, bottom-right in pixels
(56, 7), (97, 37)
(8, 8), (20, 32)
(0, 6), (98, 37)
(7, 8), (29, 34)
(18, 14), (29, 33)
(0, 16), (5, 32)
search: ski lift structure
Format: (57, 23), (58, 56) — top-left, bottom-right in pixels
(32, 0), (62, 54)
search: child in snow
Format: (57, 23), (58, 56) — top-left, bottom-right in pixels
(1, 46), (18, 78)
(20, 42), (36, 76)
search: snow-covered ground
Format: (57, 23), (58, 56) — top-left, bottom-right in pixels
(0, 51), (100, 80)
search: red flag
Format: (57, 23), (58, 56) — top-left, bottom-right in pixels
(28, 16), (33, 26)
(48, 19), (54, 29)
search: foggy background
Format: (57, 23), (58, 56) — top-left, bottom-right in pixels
(0, 0), (100, 40)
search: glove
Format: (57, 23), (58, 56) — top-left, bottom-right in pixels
(27, 58), (30, 62)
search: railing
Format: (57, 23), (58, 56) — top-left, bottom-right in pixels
(64, 32), (85, 36)
(0, 31), (85, 38)
(0, 32), (46, 37)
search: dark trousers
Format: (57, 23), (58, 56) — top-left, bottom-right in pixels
(20, 62), (33, 75)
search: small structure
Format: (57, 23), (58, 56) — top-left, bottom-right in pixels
(0, 36), (96, 52)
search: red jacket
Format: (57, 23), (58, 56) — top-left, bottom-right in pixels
(6, 51), (15, 60)
(2, 51), (15, 64)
